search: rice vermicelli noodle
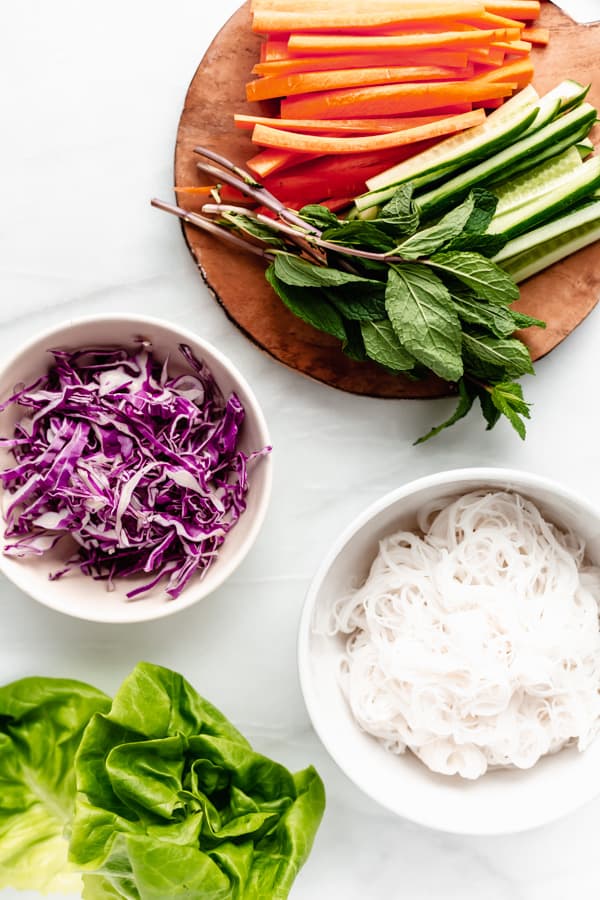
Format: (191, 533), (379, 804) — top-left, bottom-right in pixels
(326, 490), (600, 779)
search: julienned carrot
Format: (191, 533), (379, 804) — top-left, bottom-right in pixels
(246, 64), (474, 102)
(246, 147), (320, 178)
(252, 2), (486, 32)
(262, 40), (290, 61)
(474, 57), (534, 86)
(235, 113), (461, 133)
(251, 108), (486, 153)
(490, 39), (532, 54)
(468, 46), (505, 64)
(280, 80), (516, 118)
(461, 10), (524, 27)
(252, 50), (470, 76)
(521, 26), (550, 44)
(287, 29), (515, 55)
(251, 0), (479, 9)
(483, 0), (540, 17)
(472, 96), (505, 108)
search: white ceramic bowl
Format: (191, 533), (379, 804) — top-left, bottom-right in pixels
(298, 468), (600, 835)
(0, 314), (272, 623)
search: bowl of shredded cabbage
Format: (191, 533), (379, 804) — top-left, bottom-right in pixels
(0, 314), (272, 622)
(299, 468), (600, 835)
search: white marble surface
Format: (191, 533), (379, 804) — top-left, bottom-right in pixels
(1, 1), (600, 897)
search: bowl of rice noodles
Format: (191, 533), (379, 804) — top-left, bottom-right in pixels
(298, 467), (600, 834)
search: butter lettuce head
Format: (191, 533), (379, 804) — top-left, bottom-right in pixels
(0, 676), (111, 893)
(70, 662), (325, 900)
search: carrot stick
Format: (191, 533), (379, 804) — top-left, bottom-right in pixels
(235, 113), (463, 133)
(468, 46), (505, 64)
(287, 29), (512, 55)
(490, 38), (532, 53)
(246, 147), (320, 178)
(251, 108), (486, 153)
(262, 40), (290, 61)
(461, 10), (525, 27)
(246, 64), (474, 102)
(252, 50), (470, 76)
(521, 26), (549, 43)
(483, 0), (540, 18)
(252, 2), (487, 32)
(281, 80), (515, 118)
(474, 57), (533, 86)
(472, 96), (505, 108)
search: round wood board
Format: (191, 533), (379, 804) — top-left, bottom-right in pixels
(175, 2), (600, 399)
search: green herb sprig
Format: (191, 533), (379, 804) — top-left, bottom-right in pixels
(153, 169), (546, 442)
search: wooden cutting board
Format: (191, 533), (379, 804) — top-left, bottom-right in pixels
(174, 2), (600, 399)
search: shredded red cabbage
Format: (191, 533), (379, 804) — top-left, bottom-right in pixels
(0, 344), (269, 599)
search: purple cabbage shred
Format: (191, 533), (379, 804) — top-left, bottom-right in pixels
(0, 344), (269, 599)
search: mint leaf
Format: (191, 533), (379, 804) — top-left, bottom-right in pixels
(265, 265), (346, 341)
(490, 381), (532, 439)
(415, 378), (475, 443)
(464, 188), (498, 234)
(462, 332), (534, 379)
(225, 214), (286, 247)
(398, 193), (475, 260)
(444, 233), (507, 257)
(299, 205), (339, 229)
(361, 320), (415, 371)
(342, 319), (367, 361)
(479, 390), (502, 429)
(326, 286), (387, 321)
(430, 251), (520, 304)
(377, 184), (420, 235)
(273, 253), (381, 289)
(452, 293), (517, 338)
(385, 264), (463, 381)
(510, 310), (546, 330)
(322, 221), (396, 252)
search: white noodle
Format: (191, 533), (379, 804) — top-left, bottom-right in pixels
(327, 490), (600, 779)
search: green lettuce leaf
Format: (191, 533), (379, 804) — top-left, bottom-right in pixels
(0, 676), (110, 893)
(70, 662), (325, 900)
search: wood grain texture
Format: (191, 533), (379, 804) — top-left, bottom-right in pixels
(174, 2), (600, 398)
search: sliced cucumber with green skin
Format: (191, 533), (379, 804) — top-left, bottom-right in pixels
(500, 203), (600, 282)
(576, 137), (595, 159)
(355, 85), (540, 211)
(492, 147), (582, 217)
(484, 120), (594, 186)
(521, 78), (589, 134)
(494, 199), (600, 263)
(416, 102), (598, 220)
(489, 155), (600, 240)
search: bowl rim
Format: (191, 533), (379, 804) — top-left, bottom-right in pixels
(0, 313), (273, 624)
(298, 466), (600, 835)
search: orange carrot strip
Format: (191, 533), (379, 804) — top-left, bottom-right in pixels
(483, 0), (540, 18)
(474, 57), (534, 86)
(262, 40), (290, 61)
(460, 10), (524, 26)
(175, 185), (214, 195)
(281, 80), (515, 118)
(468, 46), (505, 63)
(287, 30), (507, 55)
(246, 64), (474, 102)
(252, 50), (470, 75)
(251, 108), (486, 153)
(472, 96), (505, 107)
(246, 147), (320, 178)
(491, 38), (532, 53)
(252, 3), (486, 32)
(521, 25), (549, 43)
(235, 113), (461, 133)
